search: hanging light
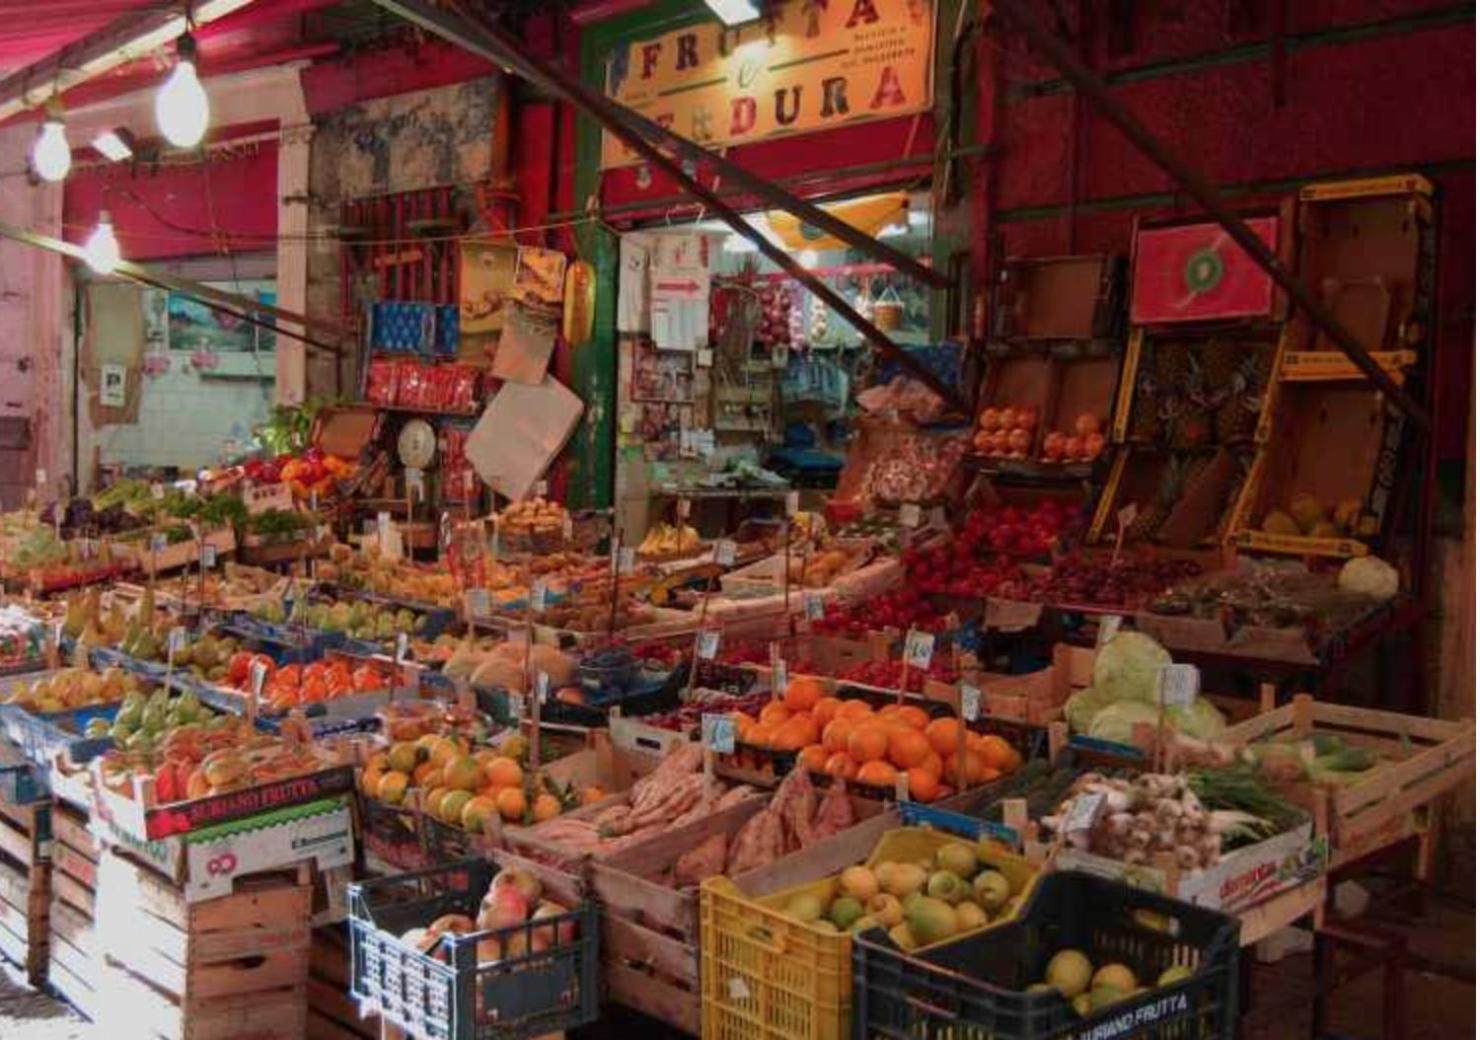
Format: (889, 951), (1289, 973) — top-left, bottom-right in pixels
(32, 99), (71, 182)
(155, 33), (210, 148)
(84, 212), (122, 275)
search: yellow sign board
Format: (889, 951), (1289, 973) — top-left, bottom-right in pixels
(601, 0), (936, 168)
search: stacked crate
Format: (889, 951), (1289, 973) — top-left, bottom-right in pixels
(94, 848), (313, 1040)
(307, 922), (379, 1040)
(46, 802), (98, 1016)
(0, 796), (49, 985)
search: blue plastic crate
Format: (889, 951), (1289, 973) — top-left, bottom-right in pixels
(212, 613), (346, 665)
(349, 859), (599, 1040)
(0, 701), (118, 768)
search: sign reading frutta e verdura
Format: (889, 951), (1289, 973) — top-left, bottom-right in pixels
(601, 0), (935, 167)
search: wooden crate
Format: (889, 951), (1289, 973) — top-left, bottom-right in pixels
(47, 802), (99, 1018)
(308, 923), (378, 1040)
(94, 849), (312, 1040)
(0, 796), (50, 985)
(1224, 694), (1476, 853)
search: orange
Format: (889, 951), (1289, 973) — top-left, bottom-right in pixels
(941, 749), (986, 786)
(798, 744), (830, 773)
(877, 704), (901, 720)
(821, 718), (855, 754)
(919, 750), (944, 779)
(811, 696), (843, 727)
(299, 676), (329, 703)
(377, 771), (410, 805)
(412, 760), (441, 788)
(823, 752), (858, 780)
(747, 723), (778, 749)
(495, 787), (527, 822)
(774, 715), (819, 752)
(977, 734), (1016, 772)
(443, 756), (483, 792)
(582, 785), (608, 804)
(532, 793), (562, 822)
(856, 760), (899, 788)
(360, 763), (385, 797)
(887, 728), (931, 770)
(847, 725), (889, 764)
(895, 705), (930, 731)
(836, 699), (875, 722)
(925, 717), (965, 757)
(758, 701), (792, 727)
(734, 711), (758, 743)
(906, 766), (942, 802)
(783, 676), (826, 714)
(485, 757), (524, 790)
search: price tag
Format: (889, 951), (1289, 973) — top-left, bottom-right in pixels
(395, 632), (409, 663)
(803, 592), (826, 621)
(903, 629), (935, 670)
(617, 547), (636, 575)
(34, 468), (46, 487)
(151, 532), (167, 553)
(377, 511), (392, 546)
(697, 348), (714, 368)
(784, 490), (800, 517)
(309, 489), (319, 514)
(960, 683), (982, 722)
(52, 620), (63, 649)
(714, 539), (737, 567)
(531, 580), (548, 612)
(202, 543), (217, 569)
(1117, 503), (1138, 529)
(468, 588), (491, 615)
(696, 629), (721, 660)
(490, 527), (501, 559)
(151, 481), (165, 501)
(899, 503), (922, 528)
(1157, 663), (1200, 707)
(168, 626), (187, 656)
(534, 480), (548, 498)
(676, 498), (691, 520)
(249, 659), (269, 698)
(535, 671), (550, 703)
(508, 692), (526, 721)
(561, 513), (574, 540)
(702, 713), (737, 754)
(1097, 615), (1122, 646)
(1064, 791), (1107, 835)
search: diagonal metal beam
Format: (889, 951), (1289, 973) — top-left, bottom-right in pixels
(0, 220), (345, 356)
(372, 0), (968, 413)
(372, 0), (951, 292)
(989, 0), (1429, 432)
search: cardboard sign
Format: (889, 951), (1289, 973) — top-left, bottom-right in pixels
(508, 692), (526, 721)
(1158, 663), (1200, 707)
(702, 713), (736, 754)
(151, 481), (165, 501)
(1064, 791), (1107, 836)
(245, 483), (295, 516)
(183, 799), (354, 903)
(903, 629), (935, 670)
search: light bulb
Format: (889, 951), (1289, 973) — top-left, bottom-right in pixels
(32, 119), (70, 182)
(155, 41), (209, 147)
(85, 213), (121, 275)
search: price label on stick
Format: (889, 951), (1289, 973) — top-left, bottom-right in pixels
(534, 480), (548, 499)
(1117, 503), (1138, 530)
(468, 588), (491, 616)
(508, 692), (526, 722)
(804, 592), (826, 621)
(1097, 615), (1122, 646)
(535, 671), (550, 703)
(714, 539), (737, 567)
(202, 543), (217, 569)
(249, 659), (269, 699)
(151, 481), (165, 501)
(34, 468), (46, 487)
(1064, 791), (1107, 836)
(702, 713), (737, 754)
(562, 513), (573, 540)
(1158, 663), (1200, 707)
(395, 632), (409, 664)
(151, 532), (167, 554)
(784, 491), (800, 517)
(960, 683), (982, 722)
(531, 580), (548, 612)
(697, 629), (720, 661)
(770, 645), (787, 695)
(52, 620), (63, 651)
(617, 547), (636, 575)
(676, 498), (691, 521)
(899, 503), (922, 528)
(168, 626), (187, 657)
(903, 629), (935, 670)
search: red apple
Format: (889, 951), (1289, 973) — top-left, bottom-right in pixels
(1074, 413), (1102, 437)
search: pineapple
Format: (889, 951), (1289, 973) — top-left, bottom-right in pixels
(1167, 352), (1213, 449)
(1124, 459), (1180, 542)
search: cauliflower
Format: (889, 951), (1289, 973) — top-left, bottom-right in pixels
(1337, 556), (1400, 600)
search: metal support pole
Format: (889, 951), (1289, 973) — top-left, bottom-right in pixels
(990, 0), (1431, 432)
(372, 0), (968, 414)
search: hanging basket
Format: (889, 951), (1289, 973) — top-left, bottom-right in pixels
(873, 284), (904, 330)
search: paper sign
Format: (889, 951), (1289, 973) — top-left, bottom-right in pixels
(1117, 503), (1138, 529)
(1064, 791), (1107, 835)
(1098, 615), (1123, 646)
(697, 348), (714, 368)
(785, 491), (800, 517)
(244, 483), (295, 515)
(508, 692), (526, 721)
(770, 649), (787, 694)
(702, 713), (736, 754)
(903, 630), (935, 670)
(715, 539), (737, 567)
(531, 580), (548, 612)
(395, 632), (409, 663)
(804, 592), (826, 621)
(34, 468), (45, 487)
(697, 629), (720, 661)
(618, 547), (636, 575)
(249, 660), (269, 698)
(100, 362), (127, 408)
(465, 376), (585, 502)
(468, 588), (491, 615)
(377, 511), (392, 539)
(899, 503), (922, 528)
(961, 683), (981, 722)
(1158, 663), (1200, 707)
(52, 620), (63, 649)
(202, 543), (217, 569)
(535, 671), (550, 703)
(151, 481), (165, 501)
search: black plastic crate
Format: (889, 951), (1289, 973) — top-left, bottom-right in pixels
(853, 871), (1239, 1040)
(349, 859), (599, 1040)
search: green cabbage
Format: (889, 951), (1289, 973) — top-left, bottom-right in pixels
(1065, 686), (1114, 732)
(1091, 631), (1171, 704)
(1166, 697), (1227, 740)
(1086, 701), (1161, 744)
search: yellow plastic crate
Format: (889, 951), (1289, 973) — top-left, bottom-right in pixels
(699, 827), (1039, 1040)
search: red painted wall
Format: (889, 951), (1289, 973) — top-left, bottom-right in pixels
(976, 0), (1474, 458)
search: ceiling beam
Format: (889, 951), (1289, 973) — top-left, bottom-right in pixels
(0, 0), (257, 125)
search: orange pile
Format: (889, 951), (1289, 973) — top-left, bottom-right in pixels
(733, 676), (1022, 802)
(244, 657), (385, 712)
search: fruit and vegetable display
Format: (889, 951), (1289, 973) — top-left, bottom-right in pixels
(232, 448), (358, 500)
(244, 507), (321, 544)
(82, 686), (222, 754)
(972, 405), (1038, 459)
(730, 678), (1021, 802)
(440, 639), (578, 693)
(1259, 491), (1378, 541)
(636, 522), (703, 558)
(828, 657), (961, 694)
(1022, 948), (1195, 1018)
(1127, 337), (1276, 448)
(361, 732), (593, 831)
(995, 553), (1203, 611)
(98, 727), (340, 802)
(497, 497), (572, 553)
(0, 605), (45, 669)
(1061, 632), (1227, 745)
(395, 868), (581, 969)
(809, 587), (957, 638)
(217, 654), (392, 712)
(252, 597), (431, 644)
(3, 665), (146, 713)
(1040, 413), (1107, 465)
(517, 743), (758, 858)
(773, 833), (1026, 950)
(316, 544), (460, 603)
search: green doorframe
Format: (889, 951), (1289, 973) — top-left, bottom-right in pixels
(567, 0), (970, 508)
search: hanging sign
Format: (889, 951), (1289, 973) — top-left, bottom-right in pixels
(600, 0), (937, 168)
